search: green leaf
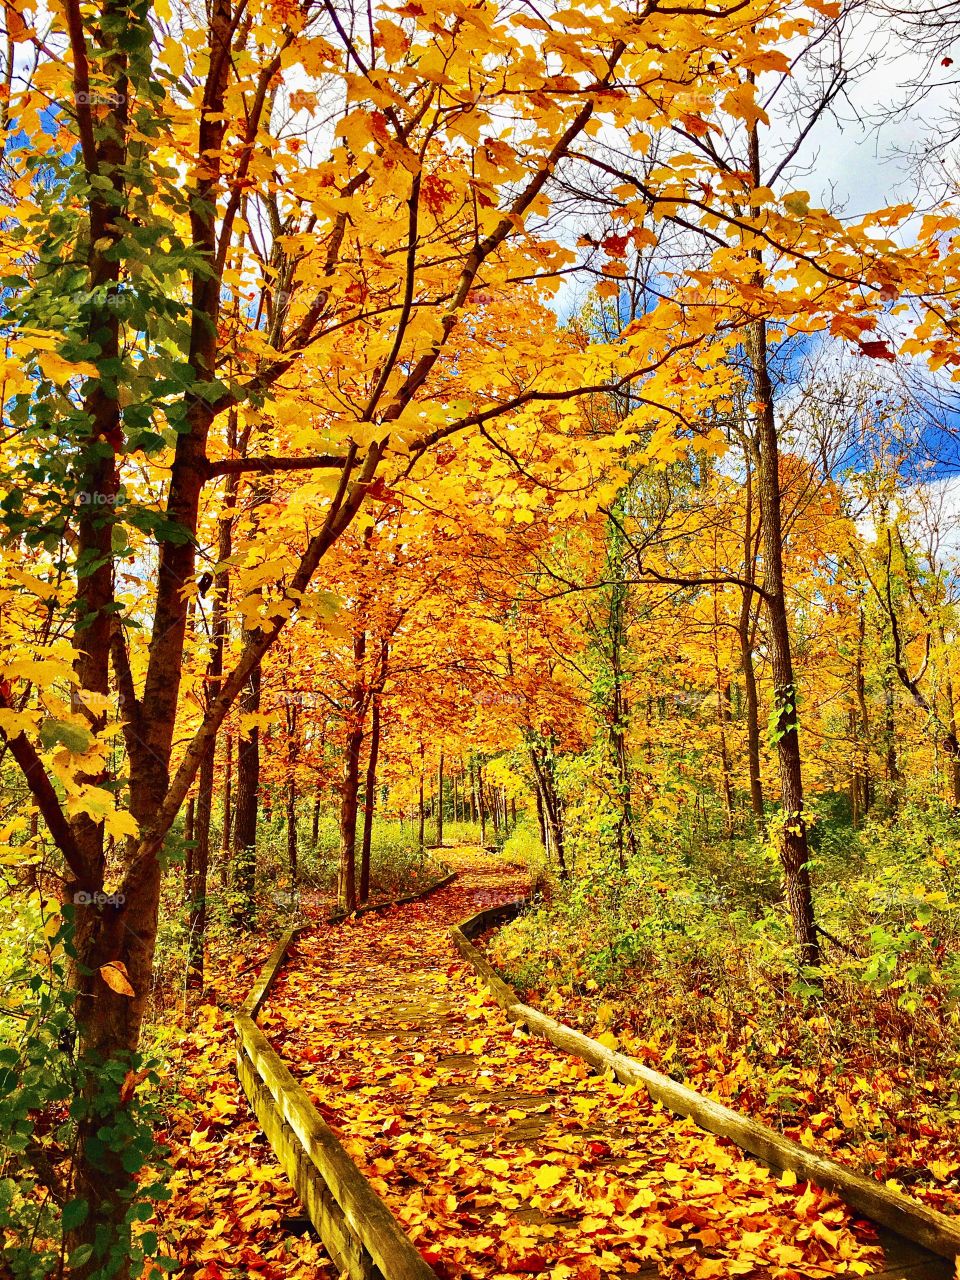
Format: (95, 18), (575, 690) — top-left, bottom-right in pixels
(62, 1198), (89, 1230)
(39, 718), (94, 755)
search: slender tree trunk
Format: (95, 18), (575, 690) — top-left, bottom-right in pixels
(287, 779), (298, 883)
(751, 317), (819, 968)
(285, 701), (299, 884)
(188, 744), (214, 990)
(183, 797), (195, 882)
(883, 668), (899, 794)
(852, 601), (871, 824)
(437, 751), (444, 847)
(312, 791), (321, 848)
(418, 763), (425, 849)
(528, 741), (566, 876)
(232, 659), (261, 924)
(337, 630), (367, 913)
(188, 438), (237, 987)
(535, 785), (547, 849)
(478, 763), (487, 846)
(359, 696), (380, 905)
(939, 624), (960, 806)
(337, 722), (363, 912)
(221, 733), (232, 854)
(737, 503), (765, 827)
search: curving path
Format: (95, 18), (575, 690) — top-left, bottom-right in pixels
(258, 848), (942, 1280)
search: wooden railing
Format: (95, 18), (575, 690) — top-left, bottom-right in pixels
(450, 900), (960, 1265)
(233, 874), (458, 1280)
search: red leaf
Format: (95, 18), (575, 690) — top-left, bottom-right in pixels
(505, 1253), (549, 1274)
(602, 233), (629, 257)
(858, 339), (896, 361)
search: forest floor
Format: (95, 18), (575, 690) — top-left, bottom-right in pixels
(240, 846), (898, 1280)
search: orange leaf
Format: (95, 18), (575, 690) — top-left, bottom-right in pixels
(100, 961), (135, 997)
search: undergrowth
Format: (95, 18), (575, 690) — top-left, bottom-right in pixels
(490, 798), (960, 1214)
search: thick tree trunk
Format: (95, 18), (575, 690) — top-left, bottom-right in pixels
(359, 697), (380, 905)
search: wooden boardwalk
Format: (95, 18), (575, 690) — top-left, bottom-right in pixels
(258, 849), (953, 1280)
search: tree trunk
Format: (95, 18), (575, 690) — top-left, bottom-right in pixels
(528, 741), (566, 877)
(939, 624), (960, 806)
(737, 463), (765, 828)
(418, 767), (425, 849)
(751, 315), (820, 969)
(183, 797), (195, 883)
(232, 657), (261, 924)
(359, 696), (380, 905)
(437, 751), (444, 847)
(337, 719), (363, 913)
(221, 733), (232, 854)
(337, 632), (367, 914)
(188, 444), (236, 988)
(187, 743), (214, 990)
(312, 791), (321, 848)
(287, 778), (298, 883)
(535, 785), (547, 849)
(852, 600), (871, 824)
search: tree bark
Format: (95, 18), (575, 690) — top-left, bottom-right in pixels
(751, 316), (820, 968)
(528, 740), (566, 877)
(222, 734), (232, 854)
(418, 767), (425, 849)
(232, 657), (262, 923)
(359, 696), (381, 905)
(737, 453), (765, 828)
(437, 751), (445, 847)
(312, 791), (321, 848)
(337, 629), (367, 913)
(188, 434), (237, 988)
